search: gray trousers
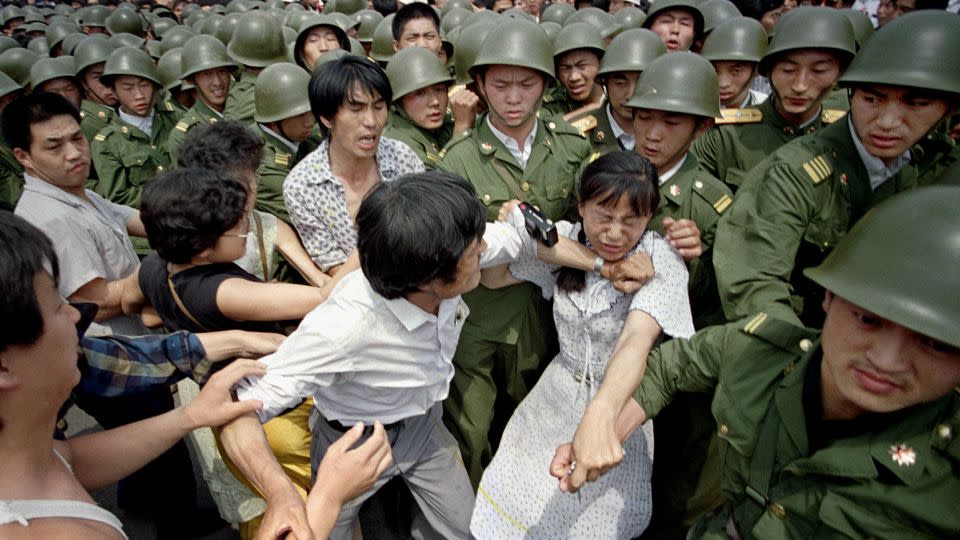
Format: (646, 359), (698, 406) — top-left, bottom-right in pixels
(310, 404), (475, 540)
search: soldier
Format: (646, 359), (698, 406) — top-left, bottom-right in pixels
(384, 47), (473, 168)
(437, 19), (593, 486)
(157, 47), (195, 112)
(641, 0), (703, 52)
(713, 11), (960, 328)
(253, 62), (318, 224)
(292, 14), (348, 72)
(541, 22), (605, 117)
(91, 47), (182, 213)
(700, 17), (767, 111)
(0, 71), (23, 211)
(74, 36), (120, 141)
(556, 185), (960, 538)
(566, 28), (665, 155)
(224, 12), (288, 124)
(80, 4), (111, 35)
(29, 58), (83, 109)
(166, 35), (238, 161)
(391, 2), (442, 56)
(691, 8), (856, 191)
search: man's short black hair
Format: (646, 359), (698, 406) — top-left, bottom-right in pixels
(140, 168), (249, 264)
(176, 120), (264, 177)
(308, 55), (392, 125)
(373, 0), (398, 15)
(392, 2), (440, 41)
(1, 92), (81, 153)
(357, 171), (486, 299)
(0, 211), (60, 351)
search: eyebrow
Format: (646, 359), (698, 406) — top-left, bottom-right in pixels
(43, 130), (83, 144)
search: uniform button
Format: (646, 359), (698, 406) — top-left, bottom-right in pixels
(694, 180), (703, 189)
(151, 145), (156, 150)
(799, 339), (813, 352)
(719, 424), (729, 436)
(560, 187), (568, 197)
(770, 503), (787, 519)
(482, 194), (491, 203)
(937, 424), (952, 439)
(156, 166), (164, 172)
(521, 182), (530, 192)
(548, 121), (556, 130)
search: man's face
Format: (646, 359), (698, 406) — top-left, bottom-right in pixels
(302, 26), (343, 70)
(714, 60), (756, 108)
(394, 17), (441, 55)
(523, 0), (544, 16)
(37, 78), (83, 109)
(649, 9), (696, 52)
(191, 67), (232, 110)
(277, 110), (316, 143)
(479, 65), (544, 133)
(83, 25), (108, 35)
(321, 85), (389, 161)
(556, 49), (600, 104)
(427, 236), (486, 299)
(893, 0), (915, 18)
(112, 75), (156, 117)
(632, 108), (705, 173)
(875, 0), (895, 26)
(82, 64), (119, 107)
(605, 71), (640, 127)
(400, 82), (449, 131)
(15, 114), (90, 189)
(769, 49), (841, 121)
(850, 85), (952, 166)
(820, 293), (960, 419)
(608, 0), (626, 13)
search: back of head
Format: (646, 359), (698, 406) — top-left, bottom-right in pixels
(176, 120), (264, 176)
(0, 211), (59, 352)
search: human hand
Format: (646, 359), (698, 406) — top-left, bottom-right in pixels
(254, 489), (314, 540)
(450, 88), (480, 134)
(565, 400), (624, 493)
(182, 359), (265, 430)
(310, 422), (393, 506)
(662, 217), (702, 261)
(602, 252), (654, 294)
(497, 199), (523, 223)
(549, 443), (577, 492)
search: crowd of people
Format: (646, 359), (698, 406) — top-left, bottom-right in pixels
(0, 0), (959, 539)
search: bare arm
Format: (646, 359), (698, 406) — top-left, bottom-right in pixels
(217, 279), (327, 322)
(125, 212), (146, 238)
(70, 277), (126, 322)
(479, 264), (524, 289)
(274, 220), (331, 288)
(195, 330), (286, 363)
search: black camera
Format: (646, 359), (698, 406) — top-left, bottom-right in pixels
(519, 202), (558, 248)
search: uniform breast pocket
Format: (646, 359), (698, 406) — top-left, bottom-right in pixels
(120, 152), (162, 185)
(475, 181), (514, 218)
(802, 219), (846, 263)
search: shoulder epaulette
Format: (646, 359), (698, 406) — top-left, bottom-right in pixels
(175, 121), (190, 133)
(802, 154), (833, 185)
(79, 110), (86, 119)
(821, 109), (847, 124)
(274, 152), (291, 167)
(98, 110), (107, 120)
(740, 311), (819, 356)
(94, 133), (107, 142)
(437, 128), (472, 159)
(545, 118), (586, 139)
(692, 175), (733, 214)
(569, 115), (598, 134)
(163, 100), (177, 112)
(741, 312), (768, 334)
(715, 108), (763, 125)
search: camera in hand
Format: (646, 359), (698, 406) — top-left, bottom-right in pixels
(519, 202), (558, 248)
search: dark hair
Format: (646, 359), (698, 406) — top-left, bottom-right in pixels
(373, 0), (398, 15)
(357, 171), (486, 299)
(392, 3), (440, 41)
(0, 211), (60, 352)
(176, 120), (264, 177)
(308, 55), (392, 126)
(140, 168), (250, 264)
(1, 92), (81, 152)
(556, 151), (660, 293)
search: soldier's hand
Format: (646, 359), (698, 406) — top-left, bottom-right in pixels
(565, 400), (625, 492)
(662, 217), (702, 261)
(602, 252), (654, 294)
(497, 200), (523, 222)
(450, 88), (480, 134)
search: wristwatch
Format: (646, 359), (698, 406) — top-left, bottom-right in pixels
(594, 256), (605, 275)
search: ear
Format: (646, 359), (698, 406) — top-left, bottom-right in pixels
(694, 117), (714, 138)
(0, 356), (22, 391)
(392, 40), (401, 52)
(822, 290), (834, 315)
(319, 114), (334, 131)
(12, 147), (32, 170)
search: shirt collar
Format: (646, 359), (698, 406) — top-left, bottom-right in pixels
(260, 124), (299, 153)
(486, 115), (538, 168)
(314, 137), (404, 185)
(118, 108), (154, 137)
(606, 103), (634, 150)
(658, 154), (687, 185)
(22, 172), (87, 208)
(847, 116), (911, 191)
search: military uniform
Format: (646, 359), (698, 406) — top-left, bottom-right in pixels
(383, 110), (453, 169)
(691, 97), (846, 191)
(167, 99), (222, 163)
(0, 141), (23, 211)
(541, 85), (578, 118)
(224, 70), (257, 124)
(79, 99), (115, 142)
(255, 128), (319, 224)
(438, 113), (592, 485)
(634, 314), (960, 539)
(566, 99), (626, 156)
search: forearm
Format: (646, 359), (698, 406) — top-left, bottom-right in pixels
(305, 489), (344, 539)
(195, 330), (276, 363)
(536, 236), (597, 272)
(218, 412), (300, 501)
(71, 279), (125, 321)
(591, 313), (660, 414)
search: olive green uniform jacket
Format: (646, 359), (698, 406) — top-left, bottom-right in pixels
(383, 110), (453, 169)
(634, 314), (960, 539)
(80, 99), (115, 142)
(224, 69), (256, 124)
(692, 97), (846, 192)
(714, 119), (918, 328)
(166, 98), (222, 163)
(255, 127), (319, 224)
(0, 142), (23, 211)
(565, 99), (626, 156)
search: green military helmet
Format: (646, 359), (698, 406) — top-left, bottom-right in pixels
(315, 48), (352, 66)
(226, 0), (256, 15)
(441, 7), (470, 34)
(282, 25), (297, 45)
(21, 22), (48, 35)
(106, 8), (146, 37)
(626, 52), (721, 119)
(355, 10), (384, 43)
(329, 12), (360, 33)
(286, 10), (314, 31)
(540, 21), (561, 40)
(552, 22), (605, 61)
(108, 32), (146, 49)
(502, 8), (536, 23)
(0, 70), (22, 99)
(1, 47), (41, 85)
(255, 61), (312, 122)
(23, 12), (45, 25)
(441, 0), (474, 16)
(157, 47), (186, 91)
(369, 15), (395, 63)
(198, 14), (225, 37)
(185, 11), (211, 30)
(1, 5), (25, 27)
(227, 12), (288, 67)
(53, 4), (73, 16)
(101, 46), (161, 87)
(45, 20), (81, 51)
(284, 1), (306, 10)
(839, 9), (873, 50)
(74, 35), (118, 75)
(565, 7), (622, 40)
(463, 9), (499, 28)
(0, 36), (18, 55)
(699, 0), (740, 34)
(151, 17), (178, 38)
(181, 34), (239, 80)
(28, 37), (50, 56)
(613, 7), (646, 31)
(211, 4), (228, 15)
(453, 20), (492, 85)
(335, 0), (365, 16)
(598, 28), (666, 76)
(386, 45), (453, 102)
(160, 25), (197, 54)
(216, 13), (244, 45)
(348, 36), (365, 56)
(294, 14), (350, 68)
(324, 0), (339, 13)
(470, 19), (554, 81)
(805, 186), (960, 348)
(61, 32), (87, 56)
(265, 0), (286, 10)
(642, 0), (704, 37)
(80, 5), (110, 28)
(181, 3), (203, 19)
(540, 2), (574, 26)
(700, 16), (767, 64)
(839, 11), (960, 96)
(759, 7), (854, 77)
(30, 56), (78, 89)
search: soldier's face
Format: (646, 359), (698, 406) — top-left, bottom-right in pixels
(648, 9), (696, 52)
(112, 75), (155, 117)
(769, 50), (840, 123)
(608, 0), (626, 13)
(14, 115), (90, 192)
(849, 85), (953, 166)
(605, 71), (641, 128)
(820, 293), (960, 420)
(37, 77), (83, 110)
(191, 67), (232, 110)
(400, 82), (449, 131)
(714, 61), (756, 109)
(556, 49), (601, 104)
(479, 65), (544, 134)
(579, 193), (651, 262)
(277, 110), (316, 143)
(82, 64), (119, 107)
(321, 85), (388, 160)
(632, 108), (708, 174)
(301, 26), (343, 70)
(393, 17), (442, 55)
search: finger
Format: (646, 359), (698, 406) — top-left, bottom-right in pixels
(559, 474), (572, 493)
(569, 463), (588, 491)
(330, 422), (365, 452)
(660, 216), (675, 230)
(669, 235), (700, 249)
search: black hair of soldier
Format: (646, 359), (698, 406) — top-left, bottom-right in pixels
(391, 2), (440, 41)
(0, 211), (60, 352)
(177, 120), (264, 184)
(555, 150), (660, 293)
(1, 92), (81, 153)
(140, 168), (250, 264)
(308, 54), (392, 127)
(357, 170), (486, 299)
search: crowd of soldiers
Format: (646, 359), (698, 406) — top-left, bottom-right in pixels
(1, 0), (959, 538)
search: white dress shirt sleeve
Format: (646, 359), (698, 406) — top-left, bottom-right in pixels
(479, 221), (526, 268)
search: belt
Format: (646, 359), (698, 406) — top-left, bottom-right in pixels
(324, 417), (404, 433)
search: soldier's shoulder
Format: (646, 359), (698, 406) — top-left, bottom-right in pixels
(690, 166), (734, 215)
(565, 105), (602, 134)
(736, 312), (820, 355)
(437, 128), (477, 161)
(92, 124), (121, 144)
(715, 107), (763, 125)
